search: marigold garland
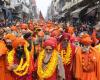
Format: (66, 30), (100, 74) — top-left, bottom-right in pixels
(37, 49), (58, 79)
(60, 42), (72, 64)
(7, 50), (14, 66)
(7, 45), (30, 76)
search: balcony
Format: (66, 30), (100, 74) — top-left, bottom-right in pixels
(62, 0), (83, 11)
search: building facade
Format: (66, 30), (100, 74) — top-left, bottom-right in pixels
(47, 0), (99, 26)
(0, 0), (38, 26)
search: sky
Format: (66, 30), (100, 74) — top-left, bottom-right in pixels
(36, 0), (52, 18)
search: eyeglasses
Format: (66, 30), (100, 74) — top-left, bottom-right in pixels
(45, 48), (53, 51)
(81, 44), (90, 47)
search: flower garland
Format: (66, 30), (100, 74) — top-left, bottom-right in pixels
(7, 45), (30, 76)
(37, 49), (58, 79)
(82, 53), (96, 72)
(60, 42), (72, 64)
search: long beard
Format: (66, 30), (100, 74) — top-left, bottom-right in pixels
(6, 45), (13, 51)
(16, 50), (25, 60)
(82, 47), (90, 53)
(62, 42), (68, 49)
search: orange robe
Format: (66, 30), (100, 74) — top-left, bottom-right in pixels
(0, 40), (7, 80)
(11, 47), (34, 80)
(74, 46), (100, 80)
(95, 43), (100, 54)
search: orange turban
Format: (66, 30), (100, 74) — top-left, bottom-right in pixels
(51, 30), (60, 37)
(29, 24), (34, 31)
(4, 34), (16, 41)
(80, 33), (92, 45)
(43, 37), (57, 48)
(47, 21), (52, 28)
(11, 26), (17, 31)
(67, 26), (74, 35)
(0, 41), (7, 55)
(12, 37), (25, 49)
(45, 27), (50, 32)
(21, 24), (27, 29)
(38, 31), (44, 37)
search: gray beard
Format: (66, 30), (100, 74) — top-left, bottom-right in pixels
(43, 53), (52, 64)
(62, 42), (68, 49)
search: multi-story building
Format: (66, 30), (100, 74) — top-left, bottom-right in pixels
(31, 0), (38, 19)
(47, 1), (55, 20)
(48, 0), (99, 25)
(47, 0), (67, 21)
(0, 0), (38, 26)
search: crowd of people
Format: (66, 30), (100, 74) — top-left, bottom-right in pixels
(0, 20), (100, 80)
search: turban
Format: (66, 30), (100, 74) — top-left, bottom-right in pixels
(80, 33), (92, 45)
(0, 41), (7, 55)
(47, 21), (52, 28)
(4, 34), (16, 41)
(21, 24), (27, 29)
(67, 26), (74, 35)
(38, 31), (44, 37)
(29, 24), (34, 31)
(43, 37), (57, 48)
(12, 37), (25, 49)
(48, 37), (57, 43)
(59, 33), (70, 42)
(44, 27), (50, 32)
(11, 26), (17, 31)
(70, 37), (80, 43)
(60, 32), (70, 41)
(51, 29), (60, 37)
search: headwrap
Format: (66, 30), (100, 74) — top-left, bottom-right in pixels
(44, 27), (50, 32)
(50, 29), (60, 37)
(70, 37), (80, 43)
(80, 33), (92, 45)
(67, 26), (74, 35)
(0, 41), (7, 55)
(38, 31), (44, 37)
(21, 24), (27, 29)
(60, 33), (70, 42)
(48, 37), (57, 44)
(4, 34), (16, 41)
(11, 26), (17, 31)
(47, 21), (52, 28)
(12, 37), (25, 49)
(29, 23), (34, 31)
(43, 37), (57, 48)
